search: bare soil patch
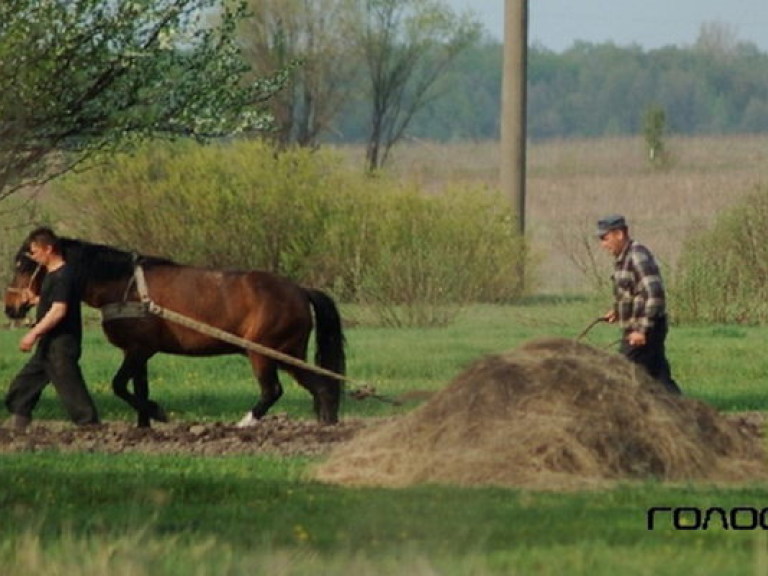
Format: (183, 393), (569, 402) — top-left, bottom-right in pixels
(314, 338), (768, 490)
(0, 414), (369, 458)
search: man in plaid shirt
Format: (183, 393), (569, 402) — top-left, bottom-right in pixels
(597, 214), (682, 394)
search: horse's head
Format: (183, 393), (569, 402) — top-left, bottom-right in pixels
(4, 243), (45, 320)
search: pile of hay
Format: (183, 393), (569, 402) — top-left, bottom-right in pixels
(314, 338), (768, 490)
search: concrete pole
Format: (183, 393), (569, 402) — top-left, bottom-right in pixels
(500, 0), (528, 236)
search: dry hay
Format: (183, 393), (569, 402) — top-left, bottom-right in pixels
(314, 338), (768, 490)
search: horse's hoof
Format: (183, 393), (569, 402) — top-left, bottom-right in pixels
(236, 411), (259, 428)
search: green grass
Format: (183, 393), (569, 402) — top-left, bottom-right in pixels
(2, 452), (768, 575)
(2, 299), (768, 574)
(2, 453), (768, 575)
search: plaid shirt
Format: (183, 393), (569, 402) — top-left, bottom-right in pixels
(612, 240), (666, 333)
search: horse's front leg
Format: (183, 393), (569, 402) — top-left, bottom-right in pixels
(132, 356), (167, 427)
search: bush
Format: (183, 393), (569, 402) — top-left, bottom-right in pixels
(53, 140), (528, 326)
(56, 140), (343, 276)
(672, 185), (768, 323)
(354, 182), (527, 325)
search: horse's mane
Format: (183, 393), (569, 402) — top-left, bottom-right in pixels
(60, 238), (178, 284)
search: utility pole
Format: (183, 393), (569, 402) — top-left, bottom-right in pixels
(500, 0), (528, 237)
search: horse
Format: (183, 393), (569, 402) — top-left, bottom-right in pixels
(4, 237), (346, 428)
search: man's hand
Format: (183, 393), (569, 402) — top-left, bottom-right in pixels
(19, 331), (39, 352)
(603, 310), (618, 323)
(22, 288), (39, 306)
(627, 330), (646, 347)
(18, 302), (66, 353)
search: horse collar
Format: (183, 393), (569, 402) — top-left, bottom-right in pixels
(101, 265), (152, 324)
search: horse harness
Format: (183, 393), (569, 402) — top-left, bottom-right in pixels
(5, 263), (43, 299)
(99, 263), (399, 405)
(98, 260), (152, 323)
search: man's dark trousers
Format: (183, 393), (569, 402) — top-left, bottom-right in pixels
(5, 334), (99, 424)
(619, 315), (682, 395)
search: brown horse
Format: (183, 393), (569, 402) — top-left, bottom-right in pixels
(4, 237), (346, 427)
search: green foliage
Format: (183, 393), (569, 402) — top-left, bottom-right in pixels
(672, 186), (768, 324)
(238, 0), (361, 148)
(525, 42), (768, 139)
(236, 0), (484, 162)
(0, 0), (287, 202)
(57, 140), (346, 275)
(356, 184), (526, 325)
(53, 140), (527, 326)
(642, 105), (669, 166)
(333, 39), (768, 143)
(357, 0), (482, 170)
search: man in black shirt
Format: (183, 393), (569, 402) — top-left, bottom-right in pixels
(5, 227), (99, 429)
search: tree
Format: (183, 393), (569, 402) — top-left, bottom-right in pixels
(238, 0), (360, 148)
(356, 0), (480, 171)
(694, 21), (739, 59)
(643, 105), (667, 165)
(0, 0), (286, 203)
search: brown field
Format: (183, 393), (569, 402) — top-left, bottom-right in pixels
(378, 134), (768, 293)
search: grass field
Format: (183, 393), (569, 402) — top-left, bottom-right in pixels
(5, 297), (768, 421)
(2, 298), (768, 575)
(2, 134), (768, 573)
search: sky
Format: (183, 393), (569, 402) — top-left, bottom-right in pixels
(444, 0), (768, 53)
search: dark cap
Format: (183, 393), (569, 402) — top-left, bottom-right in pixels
(596, 214), (627, 237)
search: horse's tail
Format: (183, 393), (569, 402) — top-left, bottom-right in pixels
(306, 289), (346, 379)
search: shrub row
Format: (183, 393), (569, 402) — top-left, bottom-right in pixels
(672, 185), (768, 324)
(53, 140), (527, 326)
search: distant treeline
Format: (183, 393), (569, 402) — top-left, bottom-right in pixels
(331, 39), (768, 142)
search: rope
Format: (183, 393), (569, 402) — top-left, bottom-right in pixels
(147, 301), (349, 382)
(132, 264), (400, 406)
